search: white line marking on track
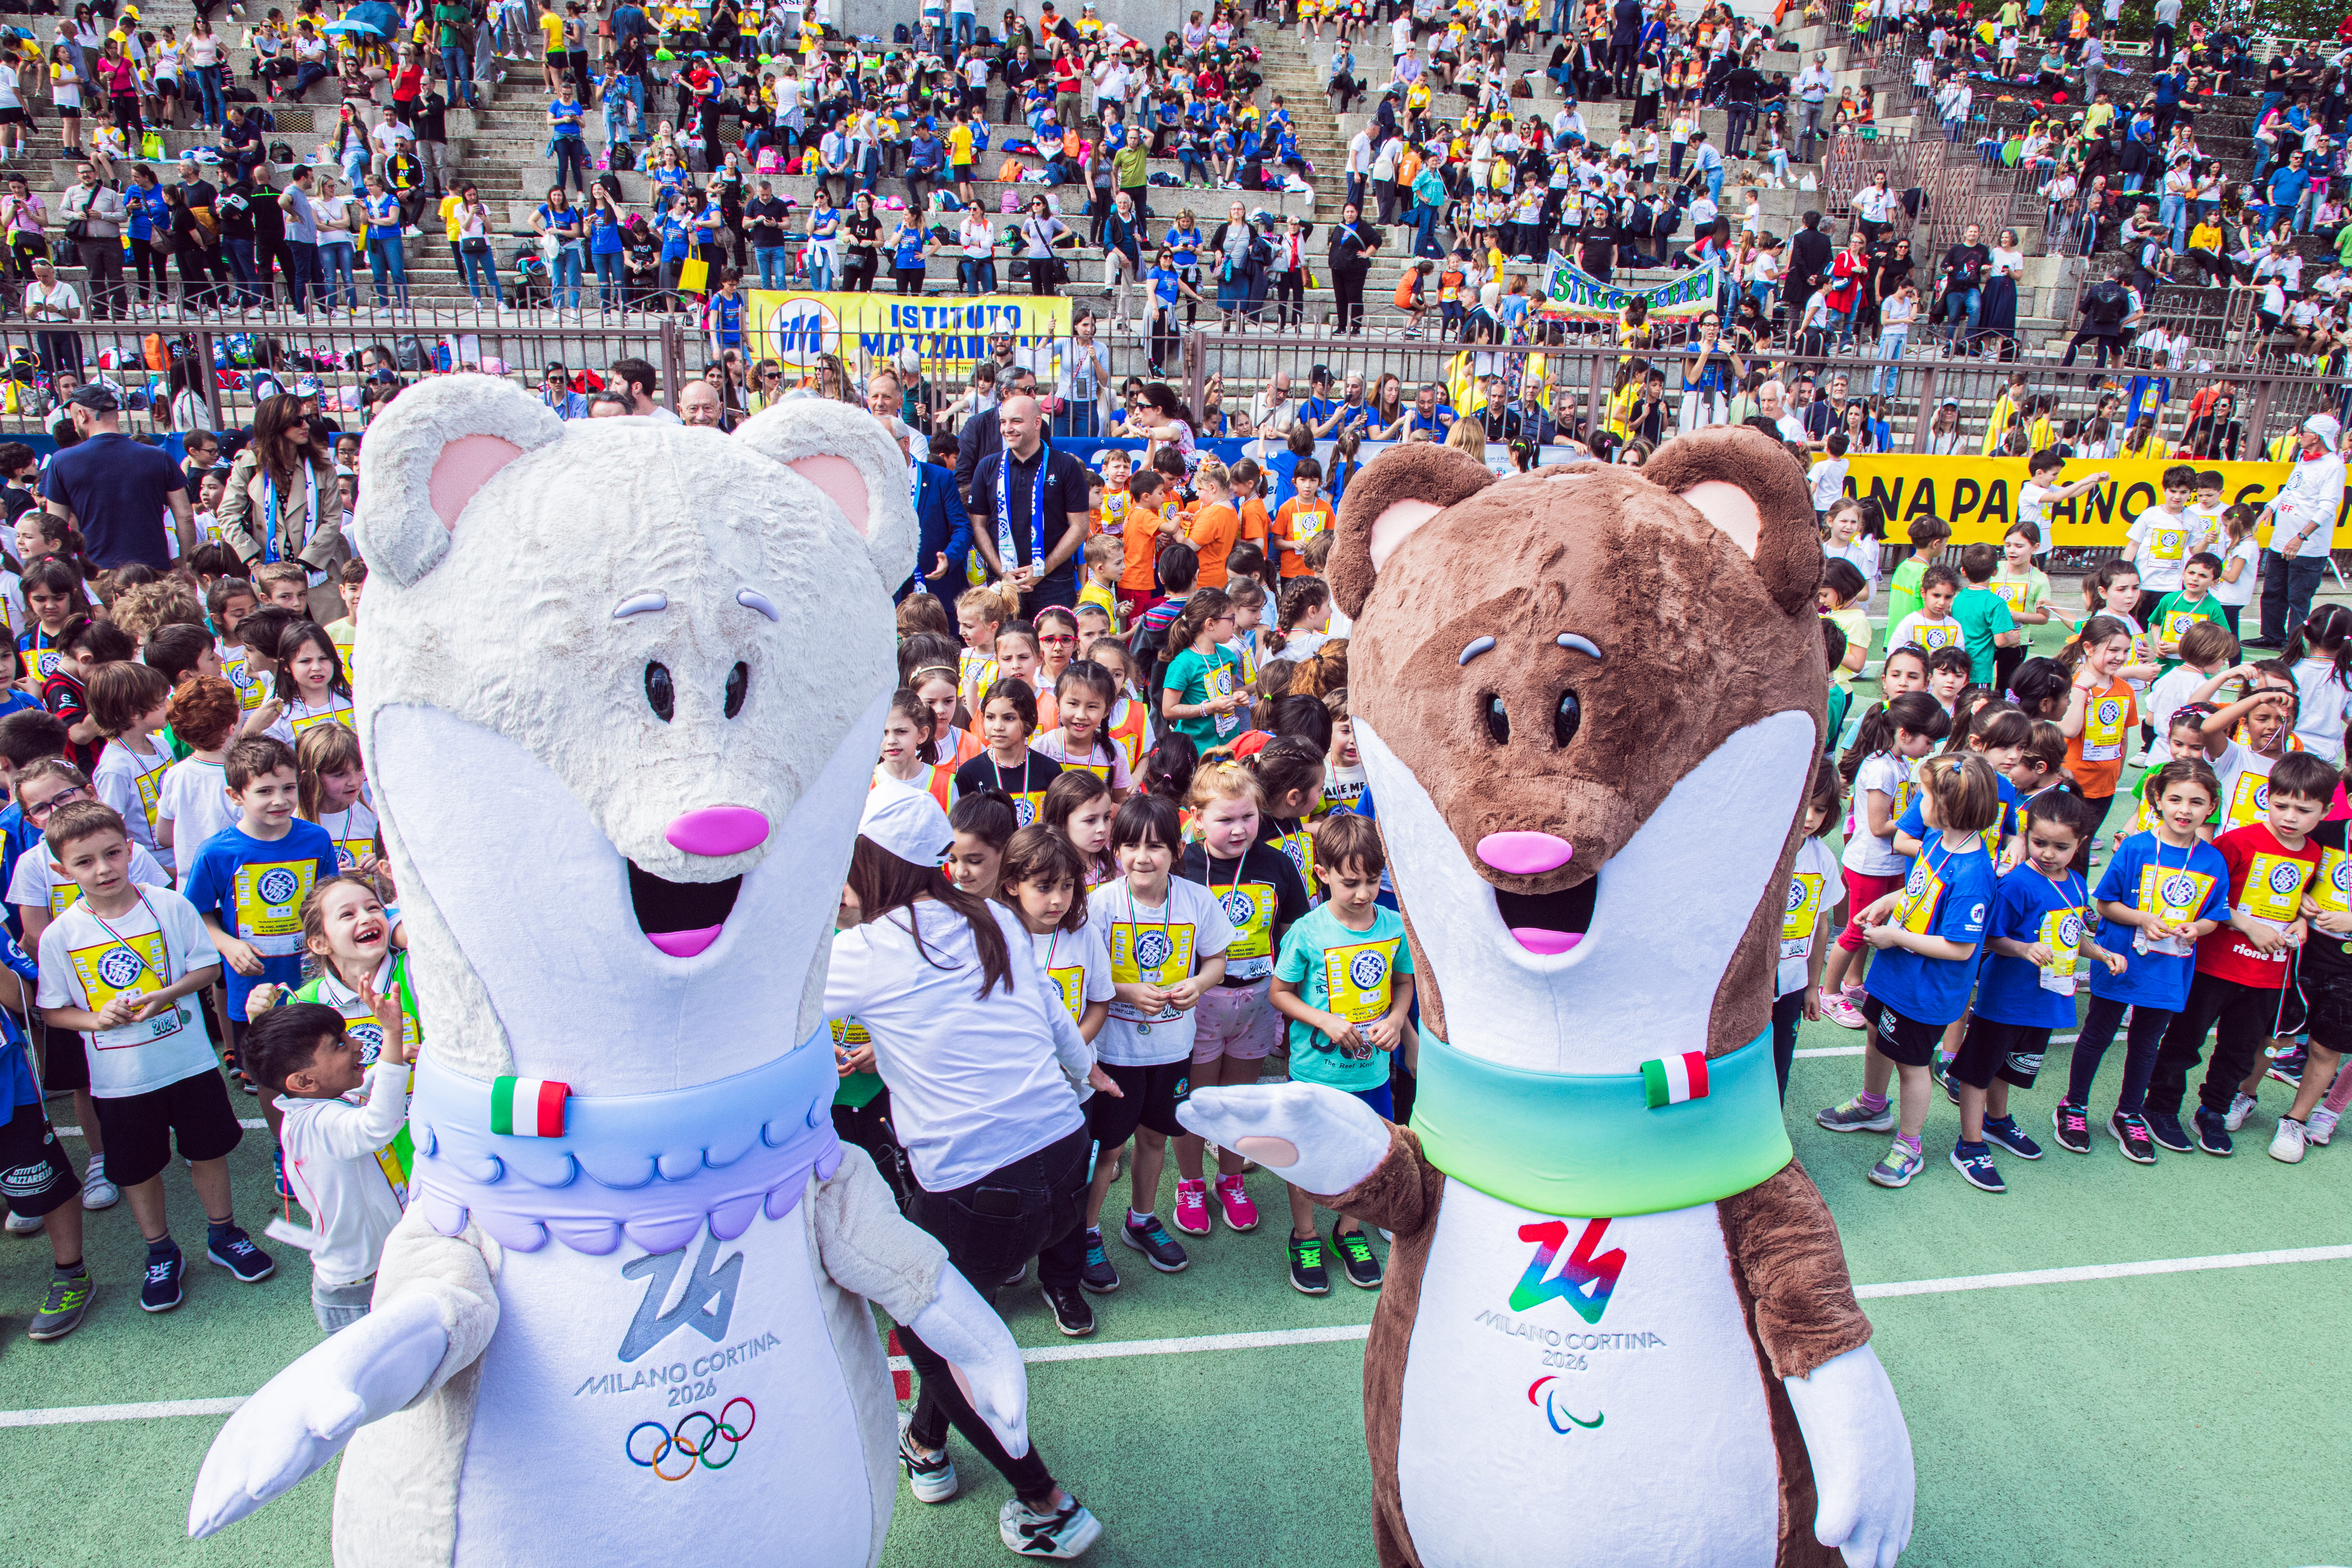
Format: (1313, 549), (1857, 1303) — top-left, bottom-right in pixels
(54, 1120), (270, 1137)
(1797, 1032), (2078, 1061)
(11, 1237), (2343, 1428)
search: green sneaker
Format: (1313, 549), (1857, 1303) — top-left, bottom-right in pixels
(28, 1266), (93, 1341)
(1332, 1228), (1383, 1289)
(1286, 1232), (1330, 1295)
(1868, 1141), (1925, 1189)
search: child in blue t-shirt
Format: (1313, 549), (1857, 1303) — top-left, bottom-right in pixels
(1948, 790), (2123, 1194)
(1817, 753), (2000, 1191)
(706, 273), (745, 351)
(2055, 758), (2231, 1162)
(1270, 812), (1410, 1295)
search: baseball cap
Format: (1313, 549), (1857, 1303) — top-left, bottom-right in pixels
(859, 779), (952, 867)
(66, 383), (119, 412)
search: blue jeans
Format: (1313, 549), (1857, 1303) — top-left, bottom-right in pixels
(806, 249), (835, 290)
(1703, 164), (1723, 204)
(551, 133), (589, 192)
(439, 46), (476, 106)
(319, 241), (357, 308)
(957, 256), (995, 291)
(2159, 193), (2187, 251)
(1412, 202), (1438, 256)
(755, 245), (789, 289)
(366, 234), (408, 307)
(286, 240), (321, 314)
(554, 242), (584, 307)
(952, 10), (974, 44)
(194, 63), (225, 127)
(1053, 400), (1098, 438)
(459, 240), (500, 300)
(592, 247), (620, 306)
(1874, 329), (1906, 397)
(223, 235), (261, 305)
(291, 61), (331, 98)
(1945, 285), (1980, 343)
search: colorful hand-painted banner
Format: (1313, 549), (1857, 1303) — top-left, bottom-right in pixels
(747, 291), (1074, 383)
(1841, 456), (2352, 547)
(1540, 258), (1720, 320)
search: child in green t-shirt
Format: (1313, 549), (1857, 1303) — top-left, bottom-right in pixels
(1159, 589), (1246, 756)
(1884, 514), (1952, 631)
(2148, 551), (2223, 675)
(1269, 813), (1414, 1296)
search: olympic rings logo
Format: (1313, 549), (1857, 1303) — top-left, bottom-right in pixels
(625, 1399), (756, 1481)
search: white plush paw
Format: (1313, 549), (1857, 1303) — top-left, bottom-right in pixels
(188, 1292), (449, 1538)
(907, 1268), (1031, 1460)
(1785, 1343), (1916, 1568)
(1175, 1083), (1393, 1197)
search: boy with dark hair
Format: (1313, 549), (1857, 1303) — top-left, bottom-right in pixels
(33, 798), (265, 1311)
(227, 605), (299, 735)
(1925, 645), (1972, 713)
(143, 622), (224, 691)
(1949, 541), (2020, 686)
(2149, 550), (2224, 674)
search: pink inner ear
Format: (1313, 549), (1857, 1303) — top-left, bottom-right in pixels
(790, 454), (873, 537)
(1679, 480), (1763, 559)
(1367, 499), (1444, 571)
(428, 435), (525, 533)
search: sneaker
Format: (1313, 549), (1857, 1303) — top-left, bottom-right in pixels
(2146, 1111), (2194, 1153)
(1332, 1227), (1383, 1288)
(1213, 1173), (1259, 1231)
(205, 1226), (275, 1283)
(2266, 1047), (2306, 1088)
(1170, 1177), (1211, 1235)
(2109, 1110), (2158, 1165)
(1039, 1280), (1096, 1337)
(1868, 1141), (1924, 1188)
(897, 1412), (958, 1503)
(4, 1208), (39, 1235)
(998, 1493), (1104, 1559)
(2309, 1106), (2339, 1145)
(1819, 991), (1867, 1029)
(273, 1147), (292, 1199)
(80, 1154), (118, 1210)
(1119, 1213), (1188, 1272)
(1816, 1096), (1895, 1133)
(1078, 1229), (1119, 1293)
(140, 1246), (185, 1312)
(1002, 1260), (1027, 1287)
(27, 1266), (92, 1340)
(1286, 1231), (1331, 1294)
(2223, 1091), (2258, 1132)
(2052, 1101), (2092, 1154)
(1949, 1140), (2004, 1192)
(2194, 1106), (2234, 1156)
(2270, 1116), (2308, 1164)
(1981, 1115), (2043, 1159)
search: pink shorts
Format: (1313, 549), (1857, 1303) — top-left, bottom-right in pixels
(1836, 869), (1905, 952)
(1191, 979), (1282, 1064)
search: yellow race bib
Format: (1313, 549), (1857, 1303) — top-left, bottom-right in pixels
(2161, 605), (2210, 646)
(828, 1016), (871, 1046)
(233, 860), (317, 954)
(67, 929), (184, 1051)
(1108, 920), (1195, 1020)
(2038, 904), (2086, 990)
(2138, 862), (2215, 926)
(2314, 847), (2352, 916)
(1781, 871), (1824, 960)
(1894, 856), (1946, 935)
(222, 651), (266, 711)
(2148, 523), (2187, 562)
(1321, 936), (1403, 1026)
(2238, 850), (2313, 925)
(2082, 689), (2128, 763)
(1045, 964), (1086, 1021)
(1211, 882), (1277, 962)
(2223, 761), (2272, 833)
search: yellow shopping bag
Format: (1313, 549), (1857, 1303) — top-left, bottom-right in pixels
(675, 255), (709, 293)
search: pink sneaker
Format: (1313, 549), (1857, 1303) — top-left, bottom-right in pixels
(1821, 989), (1867, 1029)
(1214, 1174), (1259, 1231)
(1171, 1178), (1212, 1236)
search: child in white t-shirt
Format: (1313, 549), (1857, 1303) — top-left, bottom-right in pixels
(1820, 690), (1951, 1027)
(1885, 562), (1966, 658)
(87, 663), (177, 872)
(1807, 432), (1850, 519)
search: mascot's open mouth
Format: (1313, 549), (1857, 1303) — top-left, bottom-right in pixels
(628, 861), (743, 958)
(1493, 875), (1597, 955)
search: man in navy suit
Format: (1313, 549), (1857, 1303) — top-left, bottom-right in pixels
(899, 426), (974, 608)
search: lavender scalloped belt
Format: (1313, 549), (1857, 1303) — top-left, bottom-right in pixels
(406, 1031), (845, 1257)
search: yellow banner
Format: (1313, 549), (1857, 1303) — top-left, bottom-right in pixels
(1839, 457), (2352, 548)
(746, 291), (1074, 383)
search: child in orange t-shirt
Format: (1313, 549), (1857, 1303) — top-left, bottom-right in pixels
(1229, 456), (1272, 551)
(1119, 469), (1169, 620)
(1185, 457), (1242, 590)
(2059, 613), (2139, 864)
(1271, 457), (1333, 579)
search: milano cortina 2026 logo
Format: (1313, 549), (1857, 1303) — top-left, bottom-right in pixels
(1511, 1219), (1622, 1436)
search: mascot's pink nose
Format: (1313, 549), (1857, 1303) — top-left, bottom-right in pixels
(1476, 831), (1574, 876)
(666, 806), (770, 857)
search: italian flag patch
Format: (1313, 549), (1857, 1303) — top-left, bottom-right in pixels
(1640, 1052), (1710, 1110)
(491, 1076), (570, 1138)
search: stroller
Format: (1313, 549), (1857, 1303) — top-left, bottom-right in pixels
(508, 241), (552, 309)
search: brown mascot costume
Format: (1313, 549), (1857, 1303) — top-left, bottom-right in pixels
(1179, 427), (1916, 1568)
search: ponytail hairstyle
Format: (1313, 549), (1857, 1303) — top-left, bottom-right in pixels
(846, 833), (1014, 1000)
(1958, 701), (2032, 761)
(1249, 735), (1326, 819)
(2056, 613), (2134, 679)
(1277, 576), (1330, 634)
(887, 687), (940, 766)
(995, 824), (1089, 934)
(59, 612), (135, 668)
(898, 630), (966, 690)
(1878, 643), (1929, 693)
(2084, 557), (2137, 618)
(2006, 654), (2071, 718)
(1916, 752), (2002, 836)
(294, 720), (365, 821)
(1188, 755), (1267, 814)
(1041, 767), (1117, 884)
(1840, 690), (1951, 789)
(1167, 587), (1234, 654)
(2285, 601), (2352, 688)
(14, 512), (96, 581)
(20, 557), (93, 625)
(272, 619), (353, 707)
(1140, 729), (1199, 805)
(979, 675), (1039, 737)
(1266, 691), (1334, 752)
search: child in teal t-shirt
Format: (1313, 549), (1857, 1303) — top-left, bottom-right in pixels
(1269, 813), (1414, 1293)
(1160, 593), (1245, 755)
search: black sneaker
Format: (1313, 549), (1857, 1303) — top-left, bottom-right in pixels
(2195, 1106), (2234, 1156)
(1981, 1115), (2043, 1159)
(206, 1226), (276, 1283)
(2109, 1110), (2158, 1164)
(1119, 1213), (1188, 1272)
(1332, 1227), (1383, 1289)
(1286, 1232), (1330, 1294)
(1078, 1228), (1120, 1293)
(1939, 1064), (1960, 1105)
(1949, 1140), (2005, 1193)
(27, 1266), (92, 1340)
(139, 1246), (185, 1312)
(2145, 1111), (2195, 1153)
(1039, 1281), (1096, 1337)
(2052, 1101), (2092, 1154)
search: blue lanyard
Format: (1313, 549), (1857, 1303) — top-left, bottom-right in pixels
(996, 446), (1049, 574)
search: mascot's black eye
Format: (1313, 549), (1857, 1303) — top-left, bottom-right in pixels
(724, 662), (749, 718)
(1554, 690), (1582, 748)
(1484, 694), (1510, 744)
(645, 662), (675, 722)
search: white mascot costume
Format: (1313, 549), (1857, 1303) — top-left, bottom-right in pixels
(187, 375), (1029, 1567)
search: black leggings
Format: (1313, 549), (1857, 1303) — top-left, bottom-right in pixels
(2063, 992), (2171, 1113)
(893, 265), (923, 294)
(2150, 969), (2292, 1119)
(1770, 986), (1804, 1101)
(841, 250), (876, 291)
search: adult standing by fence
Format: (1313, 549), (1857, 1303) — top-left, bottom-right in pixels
(2248, 414), (2347, 652)
(40, 385), (198, 569)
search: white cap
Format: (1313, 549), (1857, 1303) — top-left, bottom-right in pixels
(2305, 413), (2340, 452)
(859, 779), (953, 867)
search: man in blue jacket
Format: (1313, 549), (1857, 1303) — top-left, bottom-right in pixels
(902, 421), (974, 609)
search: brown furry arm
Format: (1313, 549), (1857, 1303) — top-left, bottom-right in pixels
(1718, 1159), (1874, 1380)
(1311, 1124), (1445, 1238)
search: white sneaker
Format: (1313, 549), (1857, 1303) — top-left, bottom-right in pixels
(999, 1493), (1103, 1559)
(81, 1155), (118, 1211)
(897, 1412), (958, 1504)
(3, 1208), (39, 1234)
(2270, 1116), (2308, 1164)
(2224, 1091), (2258, 1132)
(2309, 1106), (2339, 1145)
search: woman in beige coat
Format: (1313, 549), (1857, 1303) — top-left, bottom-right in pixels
(216, 392), (349, 623)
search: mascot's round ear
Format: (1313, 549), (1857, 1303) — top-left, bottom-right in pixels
(1328, 443), (1496, 618)
(1642, 426), (1823, 617)
(733, 398), (919, 592)
(352, 375), (565, 589)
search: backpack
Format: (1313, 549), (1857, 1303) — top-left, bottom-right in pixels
(891, 21), (909, 41)
(611, 140), (637, 172)
(268, 140), (292, 165)
(396, 335), (432, 372)
(2085, 282), (2128, 326)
